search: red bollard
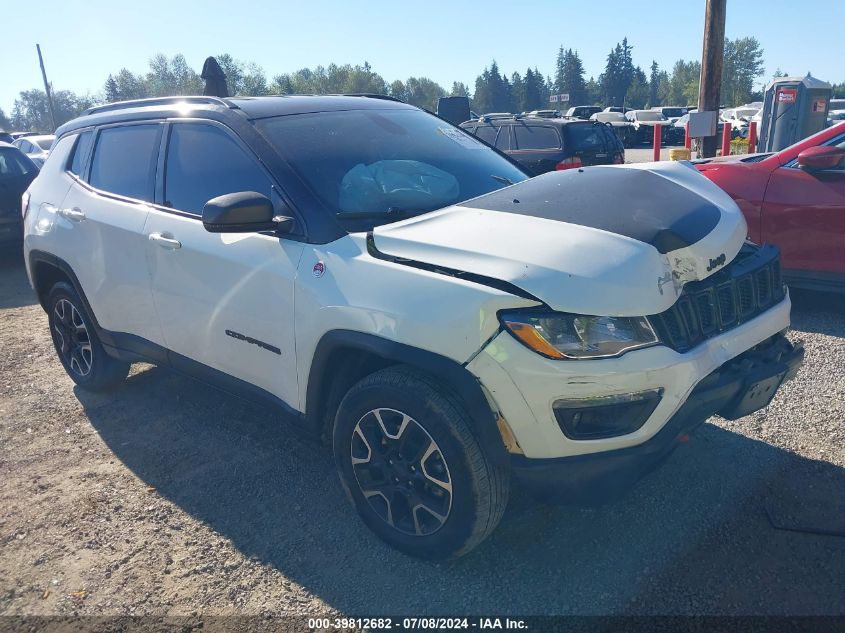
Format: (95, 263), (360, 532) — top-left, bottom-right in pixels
(653, 124), (661, 161)
(721, 122), (732, 156)
(748, 121), (757, 153)
(684, 122), (691, 149)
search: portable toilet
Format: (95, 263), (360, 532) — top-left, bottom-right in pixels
(758, 75), (832, 152)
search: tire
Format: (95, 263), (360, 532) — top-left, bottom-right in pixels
(333, 365), (510, 559)
(46, 282), (130, 391)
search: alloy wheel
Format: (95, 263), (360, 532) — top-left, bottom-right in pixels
(350, 407), (453, 536)
(53, 298), (93, 377)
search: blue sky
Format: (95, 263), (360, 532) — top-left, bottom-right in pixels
(3, 0), (842, 114)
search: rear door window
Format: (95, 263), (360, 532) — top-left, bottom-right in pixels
(495, 126), (511, 150)
(163, 123), (272, 216)
(89, 124), (161, 202)
(513, 125), (560, 150)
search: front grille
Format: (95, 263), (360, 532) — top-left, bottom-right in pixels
(649, 244), (786, 353)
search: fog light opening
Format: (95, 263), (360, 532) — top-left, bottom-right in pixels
(553, 389), (663, 440)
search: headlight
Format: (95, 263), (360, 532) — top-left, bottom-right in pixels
(500, 310), (659, 360)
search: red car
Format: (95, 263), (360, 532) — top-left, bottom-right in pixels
(696, 122), (845, 293)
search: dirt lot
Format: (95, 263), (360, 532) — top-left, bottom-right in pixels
(0, 249), (843, 617)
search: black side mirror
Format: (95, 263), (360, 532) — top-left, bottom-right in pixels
(202, 191), (294, 234)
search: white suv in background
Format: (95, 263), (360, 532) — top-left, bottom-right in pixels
(23, 95), (802, 559)
(13, 134), (55, 168)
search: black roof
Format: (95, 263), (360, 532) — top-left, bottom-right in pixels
(56, 94), (415, 137)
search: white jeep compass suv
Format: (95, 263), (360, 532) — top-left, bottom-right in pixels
(23, 95), (803, 559)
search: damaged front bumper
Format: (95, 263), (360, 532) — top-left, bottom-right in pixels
(509, 333), (803, 504)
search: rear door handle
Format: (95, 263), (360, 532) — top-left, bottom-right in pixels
(148, 232), (182, 250)
(59, 207), (86, 222)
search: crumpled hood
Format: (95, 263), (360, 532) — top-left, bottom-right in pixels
(371, 161), (747, 316)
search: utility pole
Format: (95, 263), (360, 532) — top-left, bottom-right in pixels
(36, 44), (57, 132)
(697, 0), (727, 158)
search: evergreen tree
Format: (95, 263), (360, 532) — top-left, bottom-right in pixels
(649, 61), (660, 107)
(501, 73), (512, 112)
(113, 68), (147, 101)
(554, 46), (566, 96)
(510, 72), (525, 112)
(585, 77), (601, 105)
(620, 38), (635, 87)
(473, 61), (511, 113)
(104, 75), (120, 102)
(657, 70), (671, 105)
(627, 66), (649, 109)
(599, 45), (621, 105)
(473, 68), (493, 113)
(560, 49), (587, 104)
(449, 82), (470, 98)
(523, 68), (543, 111)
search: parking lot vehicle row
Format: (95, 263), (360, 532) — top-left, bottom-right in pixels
(460, 114), (625, 174)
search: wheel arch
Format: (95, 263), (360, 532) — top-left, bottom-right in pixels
(29, 251), (91, 314)
(305, 330), (508, 466)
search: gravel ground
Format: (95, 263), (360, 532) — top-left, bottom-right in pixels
(0, 248), (843, 617)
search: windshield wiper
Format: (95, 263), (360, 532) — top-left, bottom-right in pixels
(335, 207), (423, 220)
(491, 174), (515, 186)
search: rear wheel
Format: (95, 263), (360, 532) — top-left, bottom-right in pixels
(333, 366), (509, 559)
(46, 282), (129, 391)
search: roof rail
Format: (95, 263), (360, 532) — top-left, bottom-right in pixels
(341, 93), (405, 103)
(82, 96), (237, 116)
(478, 112), (514, 122)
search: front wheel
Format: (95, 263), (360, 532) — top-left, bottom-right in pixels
(46, 282), (130, 391)
(333, 366), (509, 559)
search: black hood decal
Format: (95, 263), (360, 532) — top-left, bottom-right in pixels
(462, 167), (721, 254)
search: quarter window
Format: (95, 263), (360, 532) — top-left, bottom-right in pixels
(513, 125), (560, 150)
(164, 123), (272, 216)
(89, 125), (161, 201)
(564, 123), (605, 151)
(598, 124), (622, 151)
(68, 131), (94, 177)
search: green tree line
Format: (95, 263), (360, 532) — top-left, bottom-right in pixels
(4, 38), (843, 133)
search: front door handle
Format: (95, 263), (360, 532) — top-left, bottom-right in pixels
(59, 207), (86, 222)
(148, 232), (182, 250)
